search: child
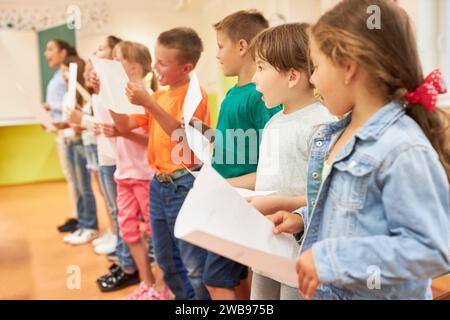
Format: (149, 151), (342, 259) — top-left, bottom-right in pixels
(201, 10), (282, 300)
(90, 36), (123, 258)
(94, 37), (145, 292)
(59, 55), (99, 245)
(268, 0), (450, 300)
(113, 27), (211, 300)
(68, 36), (142, 292)
(67, 58), (116, 255)
(100, 41), (168, 300)
(248, 23), (336, 300)
(43, 39), (79, 233)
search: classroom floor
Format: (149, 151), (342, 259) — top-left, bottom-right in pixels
(0, 180), (138, 300)
(0, 180), (449, 300)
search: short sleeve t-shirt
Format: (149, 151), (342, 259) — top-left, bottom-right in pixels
(212, 83), (281, 179)
(132, 81), (210, 174)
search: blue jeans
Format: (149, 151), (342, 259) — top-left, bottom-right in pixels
(66, 139), (98, 230)
(84, 144), (99, 171)
(150, 174), (210, 300)
(98, 165), (136, 271)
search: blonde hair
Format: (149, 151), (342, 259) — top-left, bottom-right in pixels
(312, 0), (450, 182)
(113, 41), (158, 92)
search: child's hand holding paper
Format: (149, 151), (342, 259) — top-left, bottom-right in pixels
(266, 211), (304, 235)
(42, 103), (51, 112)
(66, 105), (83, 125)
(126, 81), (154, 109)
(101, 123), (120, 138)
(92, 123), (102, 136)
(89, 71), (101, 94)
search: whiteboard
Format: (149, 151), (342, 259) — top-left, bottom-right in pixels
(0, 29), (42, 126)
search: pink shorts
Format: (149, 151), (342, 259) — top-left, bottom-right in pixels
(116, 178), (151, 243)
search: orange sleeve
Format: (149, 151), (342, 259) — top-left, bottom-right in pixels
(130, 113), (149, 129)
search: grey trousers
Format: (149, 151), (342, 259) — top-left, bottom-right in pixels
(250, 271), (304, 300)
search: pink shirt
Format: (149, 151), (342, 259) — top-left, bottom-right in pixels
(114, 127), (155, 181)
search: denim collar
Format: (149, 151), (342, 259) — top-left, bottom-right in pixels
(315, 101), (406, 164)
(355, 101), (405, 141)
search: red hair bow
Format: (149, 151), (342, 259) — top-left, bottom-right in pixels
(405, 69), (447, 112)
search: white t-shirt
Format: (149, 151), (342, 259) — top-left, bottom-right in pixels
(254, 101), (336, 285)
(256, 102), (336, 195)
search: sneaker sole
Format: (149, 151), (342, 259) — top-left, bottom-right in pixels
(94, 249), (116, 255)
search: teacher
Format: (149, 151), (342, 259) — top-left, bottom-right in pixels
(43, 39), (79, 233)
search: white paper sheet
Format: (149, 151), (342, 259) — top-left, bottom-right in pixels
(183, 73), (203, 129)
(234, 188), (276, 198)
(182, 73), (211, 165)
(91, 58), (145, 115)
(66, 63), (78, 109)
(175, 165), (299, 287)
(76, 82), (91, 103)
(185, 125), (211, 165)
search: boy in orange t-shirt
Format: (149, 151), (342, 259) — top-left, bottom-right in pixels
(111, 27), (211, 300)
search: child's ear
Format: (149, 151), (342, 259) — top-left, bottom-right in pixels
(183, 63), (194, 74)
(343, 59), (359, 85)
(238, 39), (250, 57)
(287, 69), (301, 89)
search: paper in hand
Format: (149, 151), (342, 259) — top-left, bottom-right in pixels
(91, 58), (145, 115)
(175, 165), (299, 287)
(66, 63), (78, 110)
(234, 188), (276, 198)
(76, 82), (91, 103)
(182, 73), (211, 165)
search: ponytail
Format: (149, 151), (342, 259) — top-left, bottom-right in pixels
(406, 105), (450, 184)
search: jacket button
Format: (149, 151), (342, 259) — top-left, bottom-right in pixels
(311, 200), (316, 207)
(316, 141), (323, 147)
(312, 172), (319, 180)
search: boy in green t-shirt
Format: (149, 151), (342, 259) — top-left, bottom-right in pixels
(190, 10), (281, 300)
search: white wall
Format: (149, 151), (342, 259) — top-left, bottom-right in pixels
(0, 0), (448, 125)
(0, 29), (41, 125)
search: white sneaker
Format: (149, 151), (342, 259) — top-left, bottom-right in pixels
(92, 229), (113, 247)
(63, 229), (81, 243)
(94, 235), (117, 255)
(67, 228), (99, 245)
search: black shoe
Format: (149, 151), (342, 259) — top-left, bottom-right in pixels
(96, 264), (121, 284)
(57, 218), (79, 233)
(97, 267), (140, 292)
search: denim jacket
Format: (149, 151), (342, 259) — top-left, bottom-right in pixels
(296, 101), (450, 299)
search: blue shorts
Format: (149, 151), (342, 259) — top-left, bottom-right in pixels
(203, 251), (248, 288)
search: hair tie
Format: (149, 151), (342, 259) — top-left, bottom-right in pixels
(405, 69), (447, 112)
